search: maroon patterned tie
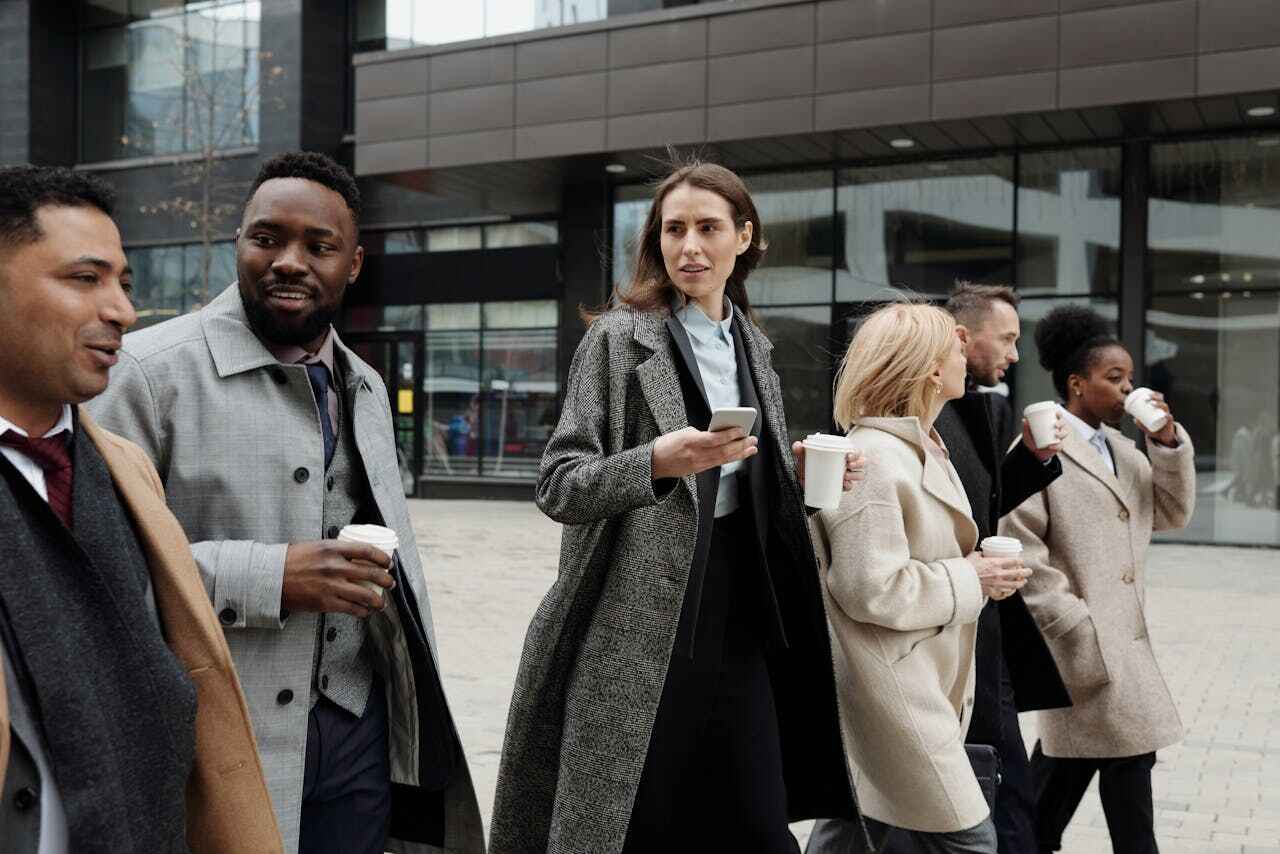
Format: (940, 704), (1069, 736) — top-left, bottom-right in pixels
(1, 429), (74, 528)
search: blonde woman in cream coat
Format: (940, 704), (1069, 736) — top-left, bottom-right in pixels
(807, 303), (1033, 854)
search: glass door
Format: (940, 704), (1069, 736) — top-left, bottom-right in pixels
(345, 332), (423, 497)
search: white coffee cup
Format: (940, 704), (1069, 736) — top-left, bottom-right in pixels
(980, 535), (1023, 558)
(337, 523), (398, 599)
(802, 433), (855, 510)
(1124, 388), (1170, 433)
(1023, 401), (1059, 449)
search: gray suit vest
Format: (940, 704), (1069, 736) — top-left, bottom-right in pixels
(312, 371), (375, 717)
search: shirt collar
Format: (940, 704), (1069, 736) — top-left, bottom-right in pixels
(673, 295), (733, 345)
(0, 404), (74, 439)
(264, 327), (337, 377)
(1059, 404), (1103, 445)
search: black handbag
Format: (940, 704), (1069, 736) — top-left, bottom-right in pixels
(965, 743), (1003, 811)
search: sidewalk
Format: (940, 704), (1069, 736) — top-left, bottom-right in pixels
(407, 499), (1280, 852)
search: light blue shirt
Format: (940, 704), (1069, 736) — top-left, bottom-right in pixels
(1060, 404), (1116, 475)
(674, 297), (742, 517)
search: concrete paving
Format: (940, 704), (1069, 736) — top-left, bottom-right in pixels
(407, 499), (1280, 853)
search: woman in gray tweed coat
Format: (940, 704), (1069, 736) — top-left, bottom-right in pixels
(489, 162), (863, 853)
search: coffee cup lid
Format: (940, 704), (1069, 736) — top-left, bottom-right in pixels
(1023, 401), (1057, 415)
(980, 535), (1022, 552)
(338, 523), (399, 552)
(804, 432), (854, 451)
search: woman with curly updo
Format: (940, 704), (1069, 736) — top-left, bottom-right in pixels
(1000, 306), (1196, 854)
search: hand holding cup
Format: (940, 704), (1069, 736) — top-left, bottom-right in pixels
(1127, 388), (1178, 447)
(792, 441), (865, 492)
(969, 536), (1031, 600)
(1021, 410), (1067, 462)
(281, 538), (395, 618)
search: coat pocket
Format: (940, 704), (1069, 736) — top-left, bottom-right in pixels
(1052, 614), (1111, 689)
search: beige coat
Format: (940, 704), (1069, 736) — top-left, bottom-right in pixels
(810, 416), (988, 834)
(1000, 421), (1195, 759)
(0, 412), (283, 853)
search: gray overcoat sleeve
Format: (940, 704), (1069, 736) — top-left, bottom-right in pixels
(90, 352), (288, 630)
(535, 318), (676, 525)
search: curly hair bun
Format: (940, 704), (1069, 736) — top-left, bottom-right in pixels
(1034, 305), (1113, 373)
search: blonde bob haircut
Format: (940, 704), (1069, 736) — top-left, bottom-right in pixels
(833, 302), (958, 431)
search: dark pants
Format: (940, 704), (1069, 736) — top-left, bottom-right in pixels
(300, 675), (392, 854)
(1031, 742), (1157, 854)
(807, 815), (997, 854)
(623, 511), (798, 854)
(991, 659), (1037, 854)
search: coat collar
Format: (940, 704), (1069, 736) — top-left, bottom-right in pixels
(1060, 421), (1137, 510)
(200, 283), (371, 393)
(853, 415), (976, 525)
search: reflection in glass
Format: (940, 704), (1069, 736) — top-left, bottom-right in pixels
(756, 305), (833, 442)
(481, 326), (557, 479)
(745, 171), (833, 306)
(1016, 148), (1121, 296)
(837, 157), (1014, 301)
(612, 184), (651, 295)
(424, 310), (481, 478)
(484, 221), (559, 248)
(128, 240), (234, 329)
(384, 229), (426, 254)
(427, 227), (483, 252)
(355, 0), (608, 52)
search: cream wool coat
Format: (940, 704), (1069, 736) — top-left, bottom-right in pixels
(1000, 420), (1195, 759)
(810, 416), (989, 834)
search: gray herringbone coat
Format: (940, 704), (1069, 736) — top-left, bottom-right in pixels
(489, 305), (852, 854)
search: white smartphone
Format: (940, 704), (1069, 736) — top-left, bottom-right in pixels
(707, 406), (758, 434)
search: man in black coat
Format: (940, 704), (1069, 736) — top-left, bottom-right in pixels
(937, 282), (1073, 854)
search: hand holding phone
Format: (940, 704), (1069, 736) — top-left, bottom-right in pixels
(707, 407), (757, 434)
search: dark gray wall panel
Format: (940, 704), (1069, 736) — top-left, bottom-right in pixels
(932, 17), (1059, 82)
(356, 95), (428, 142)
(1059, 0), (1149, 9)
(933, 0), (1058, 28)
(1060, 56), (1196, 107)
(709, 46), (814, 104)
(708, 96), (813, 140)
(429, 84), (515, 135)
(357, 58), (429, 100)
(817, 32), (930, 93)
(355, 138), (428, 174)
(516, 33), (608, 80)
(1198, 46), (1280, 96)
(429, 129), (514, 168)
(608, 108), (706, 149)
(709, 4), (815, 56)
(1060, 0), (1196, 67)
(1198, 0), (1280, 52)
(816, 83), (930, 129)
(516, 73), (607, 125)
(431, 47), (514, 91)
(610, 19), (707, 69)
(932, 71), (1058, 119)
(609, 60), (707, 115)
(817, 0), (931, 41)
(516, 118), (607, 159)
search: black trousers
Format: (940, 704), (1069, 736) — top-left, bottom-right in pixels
(991, 658), (1037, 854)
(300, 675), (392, 854)
(623, 510), (798, 854)
(1031, 741), (1157, 854)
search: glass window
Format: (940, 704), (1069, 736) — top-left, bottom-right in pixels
(128, 239), (233, 329)
(80, 0), (261, 162)
(1016, 148), (1122, 296)
(756, 305), (833, 442)
(384, 229), (426, 254)
(1148, 136), (1280, 546)
(427, 226), (482, 252)
(481, 325), (558, 478)
(355, 0), (608, 52)
(483, 300), (557, 329)
(424, 325), (481, 478)
(745, 171), (834, 306)
(427, 302), (481, 329)
(837, 157), (1015, 301)
(612, 184), (651, 294)
(484, 221), (559, 249)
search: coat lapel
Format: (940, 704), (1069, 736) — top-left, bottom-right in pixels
(1062, 428), (1132, 510)
(664, 315), (711, 418)
(1103, 425), (1141, 509)
(633, 311), (697, 503)
(856, 416), (976, 528)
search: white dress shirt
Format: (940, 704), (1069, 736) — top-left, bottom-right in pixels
(1060, 405), (1116, 475)
(0, 405), (74, 502)
(0, 405), (72, 854)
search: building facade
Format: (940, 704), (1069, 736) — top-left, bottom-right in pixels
(3, 0), (1278, 546)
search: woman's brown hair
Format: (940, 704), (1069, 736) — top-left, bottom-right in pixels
(586, 159), (766, 323)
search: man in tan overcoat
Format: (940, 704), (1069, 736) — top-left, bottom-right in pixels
(0, 165), (280, 853)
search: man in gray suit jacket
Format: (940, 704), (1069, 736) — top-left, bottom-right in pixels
(90, 152), (483, 854)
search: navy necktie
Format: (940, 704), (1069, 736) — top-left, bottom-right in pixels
(305, 363), (336, 469)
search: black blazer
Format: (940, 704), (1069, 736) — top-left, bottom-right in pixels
(935, 391), (1072, 745)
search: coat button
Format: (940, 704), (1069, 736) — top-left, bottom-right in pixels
(320, 675), (329, 690)
(327, 525), (339, 539)
(326, 476), (335, 491)
(219, 607), (237, 625)
(13, 786), (37, 811)
(269, 367), (288, 385)
(294, 467), (310, 484)
(276, 689), (294, 705)
(1122, 573), (1135, 584)
(1118, 508), (1129, 521)
(326, 627), (338, 642)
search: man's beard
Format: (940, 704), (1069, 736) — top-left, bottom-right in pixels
(242, 290), (340, 347)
